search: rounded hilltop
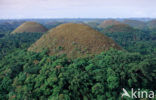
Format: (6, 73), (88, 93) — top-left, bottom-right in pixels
(98, 20), (123, 29)
(11, 21), (48, 34)
(28, 23), (121, 58)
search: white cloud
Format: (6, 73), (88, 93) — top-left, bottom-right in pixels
(0, 0), (156, 18)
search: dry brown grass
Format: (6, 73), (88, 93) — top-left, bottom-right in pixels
(28, 23), (121, 58)
(11, 21), (47, 34)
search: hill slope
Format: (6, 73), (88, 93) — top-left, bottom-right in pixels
(28, 23), (121, 58)
(11, 22), (47, 34)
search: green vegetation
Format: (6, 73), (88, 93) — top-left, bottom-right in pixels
(0, 32), (44, 60)
(104, 30), (156, 55)
(0, 21), (23, 33)
(0, 49), (156, 100)
(0, 20), (156, 100)
(122, 19), (148, 30)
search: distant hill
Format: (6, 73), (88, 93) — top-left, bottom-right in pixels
(102, 24), (137, 33)
(122, 19), (147, 30)
(98, 20), (123, 29)
(11, 22), (47, 34)
(28, 23), (121, 58)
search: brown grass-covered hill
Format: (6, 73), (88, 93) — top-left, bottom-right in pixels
(28, 23), (121, 58)
(147, 20), (156, 30)
(98, 20), (123, 29)
(102, 24), (137, 33)
(123, 19), (147, 30)
(11, 22), (48, 34)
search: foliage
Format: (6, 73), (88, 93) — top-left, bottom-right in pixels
(0, 49), (156, 100)
(0, 20), (156, 100)
(103, 30), (156, 55)
(0, 32), (44, 59)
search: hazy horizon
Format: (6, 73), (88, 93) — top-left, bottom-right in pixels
(1, 0), (156, 19)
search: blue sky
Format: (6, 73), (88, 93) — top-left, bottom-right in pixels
(0, 0), (156, 19)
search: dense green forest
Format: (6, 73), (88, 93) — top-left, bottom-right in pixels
(104, 30), (156, 55)
(96, 26), (156, 55)
(0, 33), (44, 60)
(0, 21), (156, 100)
(0, 49), (156, 100)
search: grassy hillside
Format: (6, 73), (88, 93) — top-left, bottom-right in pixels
(11, 22), (48, 34)
(28, 23), (121, 58)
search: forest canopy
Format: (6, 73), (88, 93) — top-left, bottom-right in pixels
(0, 19), (156, 100)
(0, 49), (156, 100)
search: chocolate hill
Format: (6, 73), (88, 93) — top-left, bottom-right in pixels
(123, 19), (147, 29)
(98, 20), (123, 29)
(102, 24), (137, 33)
(28, 23), (121, 58)
(11, 22), (47, 34)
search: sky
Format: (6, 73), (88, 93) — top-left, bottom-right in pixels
(0, 0), (156, 19)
